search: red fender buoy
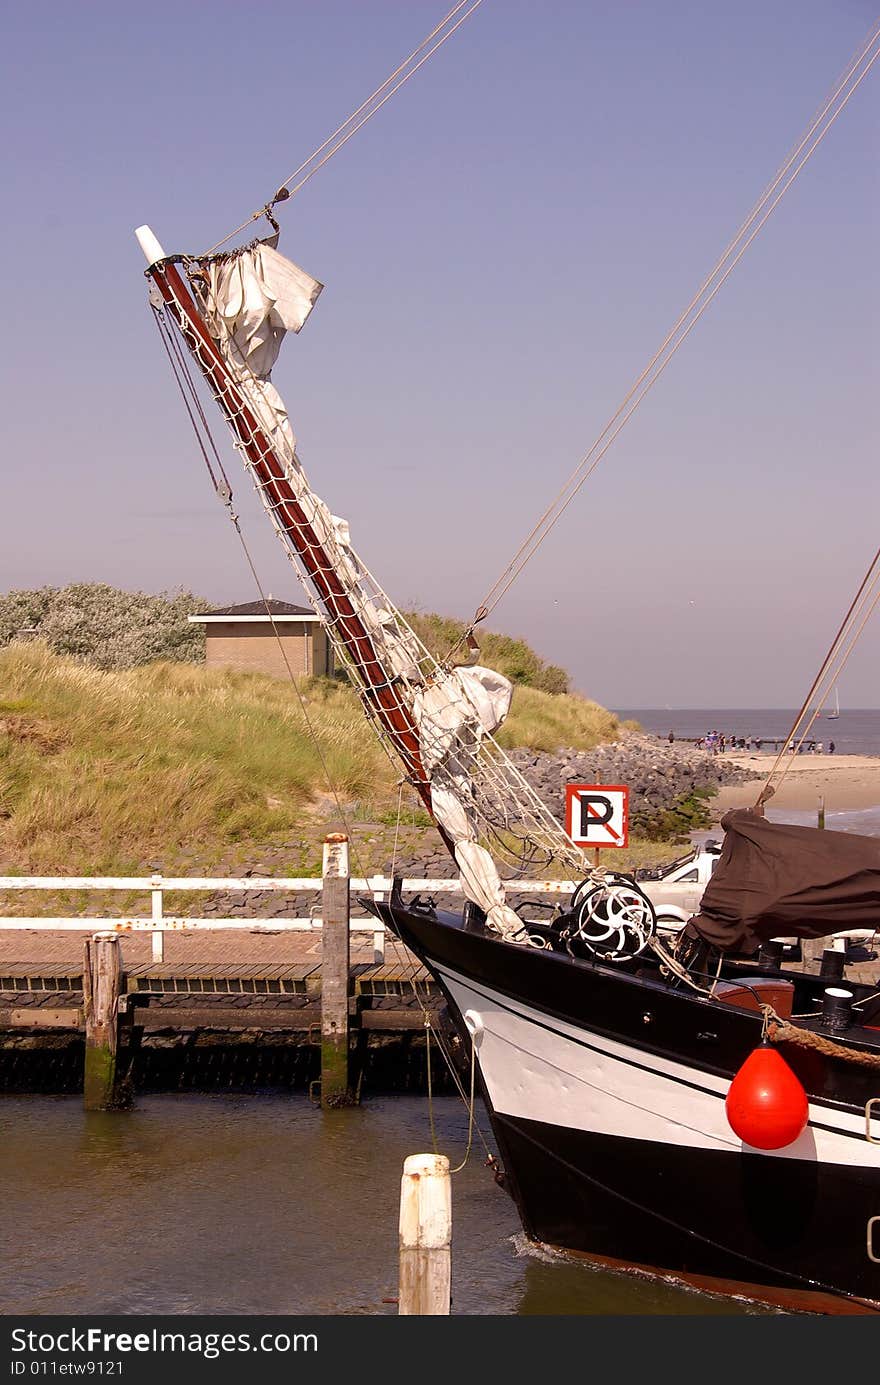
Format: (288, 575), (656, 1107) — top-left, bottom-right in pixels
(725, 1042), (809, 1150)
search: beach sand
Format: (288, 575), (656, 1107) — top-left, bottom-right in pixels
(712, 753), (880, 816)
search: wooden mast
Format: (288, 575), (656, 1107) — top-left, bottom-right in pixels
(139, 231), (437, 820)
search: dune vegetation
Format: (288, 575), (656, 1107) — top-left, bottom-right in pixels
(0, 639), (625, 876)
(403, 610), (571, 695)
(0, 583), (205, 669)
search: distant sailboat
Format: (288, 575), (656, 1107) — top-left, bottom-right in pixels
(827, 685), (840, 719)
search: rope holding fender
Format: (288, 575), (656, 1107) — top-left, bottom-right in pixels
(761, 1003), (880, 1071)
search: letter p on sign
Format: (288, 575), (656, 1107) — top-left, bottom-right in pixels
(565, 784), (629, 848)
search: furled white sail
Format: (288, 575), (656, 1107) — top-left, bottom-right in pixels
(156, 234), (585, 939)
(202, 241), (323, 378)
(413, 665), (525, 938)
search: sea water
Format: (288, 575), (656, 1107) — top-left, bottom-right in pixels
(619, 707), (880, 837)
(616, 707), (880, 757)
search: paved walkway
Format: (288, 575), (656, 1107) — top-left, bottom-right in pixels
(0, 926), (419, 976)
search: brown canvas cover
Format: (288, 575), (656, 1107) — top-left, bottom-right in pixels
(688, 808), (880, 953)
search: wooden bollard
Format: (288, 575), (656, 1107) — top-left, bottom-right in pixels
(818, 795), (825, 830)
(320, 833), (355, 1107)
(83, 932), (127, 1111)
(398, 1153), (451, 1315)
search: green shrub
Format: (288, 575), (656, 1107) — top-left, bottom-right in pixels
(0, 584), (206, 669)
(404, 610), (570, 694)
(631, 788), (714, 842)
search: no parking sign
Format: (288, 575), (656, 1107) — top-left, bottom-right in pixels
(565, 783), (629, 849)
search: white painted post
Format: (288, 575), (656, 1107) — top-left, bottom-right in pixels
(151, 876), (164, 963)
(398, 1153), (451, 1315)
(372, 888), (386, 964)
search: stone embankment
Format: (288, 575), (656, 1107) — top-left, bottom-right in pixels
(194, 732), (762, 911)
(386, 732), (759, 879)
(506, 728), (759, 821)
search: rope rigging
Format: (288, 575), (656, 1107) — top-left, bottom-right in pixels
(144, 8), (880, 972)
(464, 18), (880, 636)
(205, 0), (486, 256)
(187, 4), (880, 744)
(756, 545), (880, 807)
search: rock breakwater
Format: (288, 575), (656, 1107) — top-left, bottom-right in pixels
(193, 733), (763, 912)
(507, 728), (760, 834)
(384, 730), (762, 878)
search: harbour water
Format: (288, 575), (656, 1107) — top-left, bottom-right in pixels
(6, 712), (877, 1320)
(1, 1093), (772, 1317)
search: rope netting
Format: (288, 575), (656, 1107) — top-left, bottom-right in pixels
(147, 257), (584, 883)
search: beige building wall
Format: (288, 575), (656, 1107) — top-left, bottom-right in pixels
(204, 623), (333, 678)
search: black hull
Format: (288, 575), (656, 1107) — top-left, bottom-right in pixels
(372, 896), (880, 1315)
(495, 1113), (877, 1315)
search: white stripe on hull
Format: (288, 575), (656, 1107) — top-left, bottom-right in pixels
(436, 961), (880, 1170)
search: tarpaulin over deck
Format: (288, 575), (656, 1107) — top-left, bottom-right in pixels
(688, 808), (880, 953)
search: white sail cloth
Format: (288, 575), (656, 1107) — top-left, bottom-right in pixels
(203, 242), (323, 379)
(198, 244), (526, 943)
(414, 668), (525, 941)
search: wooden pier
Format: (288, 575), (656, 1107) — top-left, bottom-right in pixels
(677, 736), (827, 752)
(0, 938), (446, 1097)
(3, 850), (872, 1099)
(0, 841), (452, 1099)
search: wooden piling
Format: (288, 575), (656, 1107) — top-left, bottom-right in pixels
(83, 932), (127, 1111)
(320, 833), (355, 1107)
(398, 1153), (452, 1315)
(818, 795), (826, 830)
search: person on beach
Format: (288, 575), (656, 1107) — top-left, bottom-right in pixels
(668, 730), (675, 744)
(829, 740), (835, 754)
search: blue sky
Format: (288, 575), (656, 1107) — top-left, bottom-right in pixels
(1, 1), (877, 708)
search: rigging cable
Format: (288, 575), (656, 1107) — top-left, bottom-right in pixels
(154, 294), (499, 1139)
(464, 19), (880, 635)
(206, 0), (485, 255)
(756, 546), (880, 805)
(150, 302), (379, 884)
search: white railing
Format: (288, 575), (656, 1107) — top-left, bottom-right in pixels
(0, 874), (578, 964)
(1, 874), (868, 967)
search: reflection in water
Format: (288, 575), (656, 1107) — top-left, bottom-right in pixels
(0, 1094), (769, 1315)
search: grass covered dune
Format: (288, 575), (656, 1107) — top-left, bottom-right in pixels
(0, 643), (623, 876)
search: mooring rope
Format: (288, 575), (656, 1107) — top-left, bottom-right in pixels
(762, 1003), (880, 1071)
(448, 1040), (477, 1173)
(422, 1005), (496, 1167)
